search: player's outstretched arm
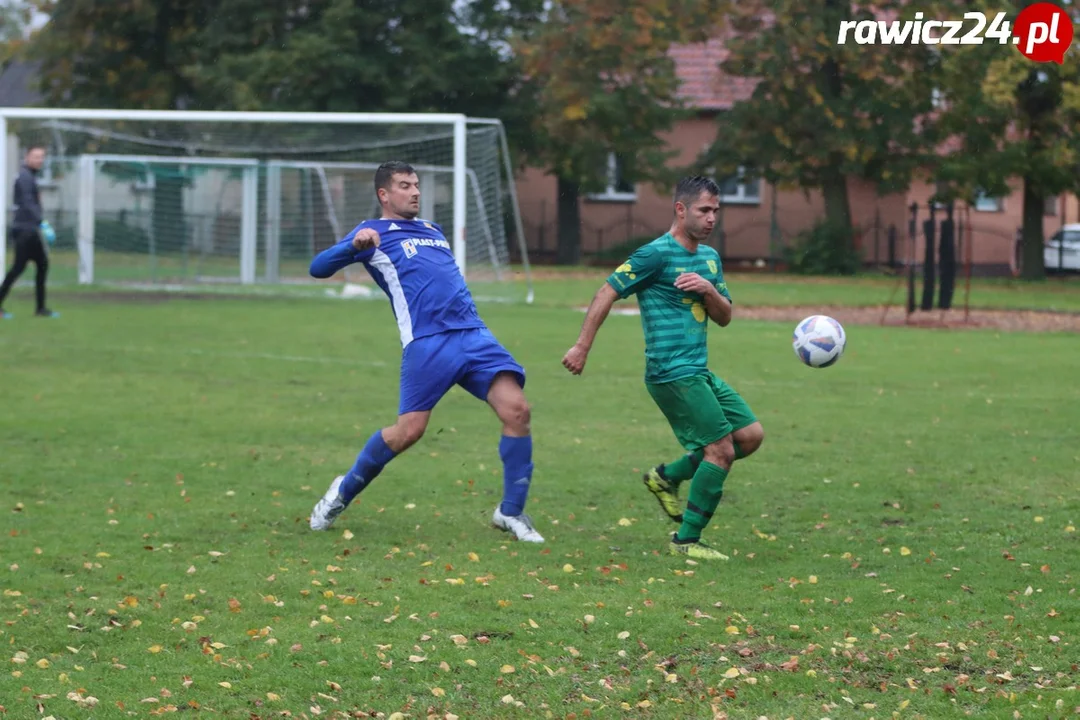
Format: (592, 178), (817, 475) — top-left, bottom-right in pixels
(309, 228), (380, 278)
(562, 283), (618, 375)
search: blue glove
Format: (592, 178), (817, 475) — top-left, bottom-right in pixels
(40, 221), (55, 246)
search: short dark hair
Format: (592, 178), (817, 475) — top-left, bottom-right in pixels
(374, 161), (416, 197)
(25, 144), (46, 154)
(674, 175), (720, 208)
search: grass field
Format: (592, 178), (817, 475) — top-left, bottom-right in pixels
(1, 277), (1079, 719)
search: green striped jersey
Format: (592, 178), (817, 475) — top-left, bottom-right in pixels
(606, 233), (731, 384)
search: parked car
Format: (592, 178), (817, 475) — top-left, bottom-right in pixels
(1044, 224), (1080, 273)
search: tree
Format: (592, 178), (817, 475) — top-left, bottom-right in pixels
(190, 0), (540, 118)
(933, 1), (1080, 280)
(513, 0), (722, 265)
(705, 0), (937, 272)
(0, 1), (32, 64)
(29, 0), (215, 109)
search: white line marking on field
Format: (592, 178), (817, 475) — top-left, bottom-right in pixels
(0, 340), (388, 367)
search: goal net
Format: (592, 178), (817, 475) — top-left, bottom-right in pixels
(0, 110), (533, 303)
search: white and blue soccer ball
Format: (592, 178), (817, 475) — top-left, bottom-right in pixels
(792, 315), (846, 368)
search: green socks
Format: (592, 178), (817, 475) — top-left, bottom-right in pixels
(660, 450), (704, 485)
(662, 443), (746, 487)
(676, 461), (728, 542)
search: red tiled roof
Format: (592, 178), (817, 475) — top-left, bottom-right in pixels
(670, 38), (757, 110)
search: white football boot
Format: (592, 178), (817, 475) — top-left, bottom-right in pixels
(492, 507), (545, 543)
(310, 475), (347, 531)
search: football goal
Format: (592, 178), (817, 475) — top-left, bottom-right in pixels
(0, 109), (533, 303)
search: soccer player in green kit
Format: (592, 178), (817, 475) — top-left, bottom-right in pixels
(562, 176), (765, 560)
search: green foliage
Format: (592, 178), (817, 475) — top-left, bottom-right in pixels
(0, 1), (31, 63)
(513, 0), (721, 262)
(706, 0), (937, 237)
(932, 0), (1080, 279)
(189, 0), (539, 118)
(28, 0), (213, 109)
(28, 0), (541, 150)
(514, 0), (721, 193)
(781, 220), (861, 276)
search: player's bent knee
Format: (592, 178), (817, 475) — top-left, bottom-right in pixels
(393, 414), (429, 449)
(501, 398), (531, 434)
(703, 437), (736, 469)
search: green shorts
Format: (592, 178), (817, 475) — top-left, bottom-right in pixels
(645, 372), (757, 452)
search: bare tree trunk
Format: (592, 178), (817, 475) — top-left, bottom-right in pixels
(1020, 175), (1046, 280)
(556, 176), (582, 265)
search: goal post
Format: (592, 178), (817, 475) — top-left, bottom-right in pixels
(0, 108), (532, 301)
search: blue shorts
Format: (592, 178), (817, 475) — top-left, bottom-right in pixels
(398, 328), (525, 415)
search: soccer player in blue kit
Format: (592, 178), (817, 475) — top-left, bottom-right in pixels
(307, 161), (544, 543)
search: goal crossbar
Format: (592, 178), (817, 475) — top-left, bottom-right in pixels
(0, 108), (467, 124)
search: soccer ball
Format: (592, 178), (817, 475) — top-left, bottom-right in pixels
(792, 315), (846, 368)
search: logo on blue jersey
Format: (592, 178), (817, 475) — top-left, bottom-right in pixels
(400, 237), (451, 259)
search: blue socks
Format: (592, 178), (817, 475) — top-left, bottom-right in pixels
(337, 431), (532, 515)
(498, 435), (533, 517)
(340, 431), (397, 504)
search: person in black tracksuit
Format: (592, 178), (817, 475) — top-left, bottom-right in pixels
(0, 145), (55, 318)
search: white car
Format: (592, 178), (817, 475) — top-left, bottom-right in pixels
(1044, 224), (1080, 272)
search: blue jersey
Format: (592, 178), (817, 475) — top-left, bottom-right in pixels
(310, 218), (486, 347)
